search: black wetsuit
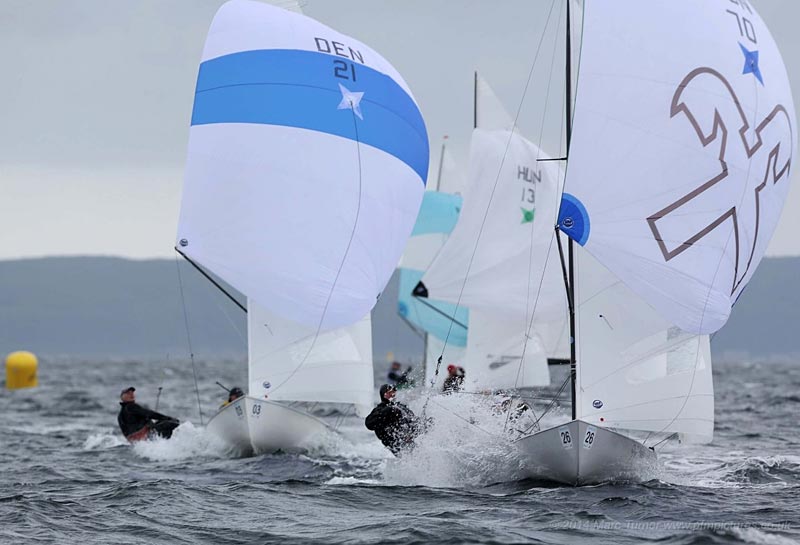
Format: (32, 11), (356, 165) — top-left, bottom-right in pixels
(118, 402), (179, 439)
(364, 399), (423, 456)
(442, 375), (463, 393)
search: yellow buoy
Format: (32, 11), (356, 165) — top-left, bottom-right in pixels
(5, 351), (38, 389)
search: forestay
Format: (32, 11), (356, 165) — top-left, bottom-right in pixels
(560, 0), (796, 334)
(177, 0), (428, 330)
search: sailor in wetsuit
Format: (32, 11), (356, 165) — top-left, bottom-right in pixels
(364, 384), (426, 456)
(117, 387), (179, 442)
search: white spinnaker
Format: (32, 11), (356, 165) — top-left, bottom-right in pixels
(574, 247), (714, 443)
(562, 0), (796, 334)
(177, 0), (427, 331)
(422, 129), (567, 351)
(465, 310), (550, 389)
(248, 299), (373, 416)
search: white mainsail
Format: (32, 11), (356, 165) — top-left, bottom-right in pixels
(248, 300), (373, 416)
(422, 127), (566, 388)
(559, 0), (795, 442)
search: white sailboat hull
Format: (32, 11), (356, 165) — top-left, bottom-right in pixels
(206, 396), (331, 456)
(515, 419), (657, 486)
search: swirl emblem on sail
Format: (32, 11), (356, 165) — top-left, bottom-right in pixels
(647, 66), (792, 297)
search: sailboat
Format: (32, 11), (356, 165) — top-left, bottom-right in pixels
(414, 72), (567, 391)
(512, 0), (795, 484)
(175, 0), (428, 455)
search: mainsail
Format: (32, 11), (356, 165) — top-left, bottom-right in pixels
(422, 127), (567, 388)
(559, 0), (795, 442)
(177, 0), (429, 408)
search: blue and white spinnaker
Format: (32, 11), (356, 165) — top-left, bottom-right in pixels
(177, 0), (428, 331)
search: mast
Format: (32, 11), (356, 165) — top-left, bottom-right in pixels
(434, 136), (448, 191)
(564, 0), (577, 421)
(473, 70), (478, 130)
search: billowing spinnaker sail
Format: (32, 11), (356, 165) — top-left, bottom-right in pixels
(575, 247), (714, 443)
(561, 1), (795, 334)
(398, 191), (468, 348)
(177, 0), (428, 330)
(248, 299), (373, 415)
(422, 128), (566, 329)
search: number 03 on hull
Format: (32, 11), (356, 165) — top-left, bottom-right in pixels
(205, 396), (331, 457)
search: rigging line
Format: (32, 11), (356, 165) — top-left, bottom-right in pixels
(174, 247), (246, 314)
(155, 353), (169, 412)
(650, 432), (679, 450)
(514, 0), (566, 393)
(212, 290), (247, 344)
(426, 397), (500, 438)
(435, 0), (560, 370)
(411, 295), (468, 330)
(647, 72), (763, 446)
(520, 373), (571, 435)
(267, 103), (364, 397)
(175, 254), (204, 426)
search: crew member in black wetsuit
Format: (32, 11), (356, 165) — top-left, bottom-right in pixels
(364, 384), (426, 456)
(117, 387), (179, 441)
(442, 364), (465, 393)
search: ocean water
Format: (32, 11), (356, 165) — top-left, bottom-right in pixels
(1, 358), (799, 544)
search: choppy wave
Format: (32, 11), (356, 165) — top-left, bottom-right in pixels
(2, 359), (800, 544)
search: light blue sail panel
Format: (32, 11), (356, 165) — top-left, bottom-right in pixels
(398, 270), (468, 346)
(398, 191), (467, 346)
(192, 49), (429, 182)
(410, 191), (462, 236)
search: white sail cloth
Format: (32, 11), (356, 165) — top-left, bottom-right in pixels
(574, 248), (714, 443)
(177, 0), (428, 331)
(248, 299), (373, 416)
(421, 128), (567, 388)
(423, 129), (567, 345)
(561, 0), (796, 334)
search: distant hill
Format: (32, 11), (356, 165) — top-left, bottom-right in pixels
(0, 256), (796, 362)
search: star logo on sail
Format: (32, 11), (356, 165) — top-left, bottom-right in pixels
(521, 208), (535, 224)
(739, 43), (763, 85)
(337, 83), (364, 120)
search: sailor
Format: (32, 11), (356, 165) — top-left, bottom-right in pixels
(387, 361), (415, 389)
(442, 364), (465, 393)
(221, 386), (244, 408)
(364, 384), (425, 456)
(117, 387), (180, 442)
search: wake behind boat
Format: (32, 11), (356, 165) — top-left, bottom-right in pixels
(174, 0), (428, 455)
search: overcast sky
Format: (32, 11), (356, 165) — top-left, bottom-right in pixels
(1, 0), (799, 259)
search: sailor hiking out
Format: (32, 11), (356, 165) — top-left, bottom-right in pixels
(365, 384), (426, 456)
(117, 387), (180, 442)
